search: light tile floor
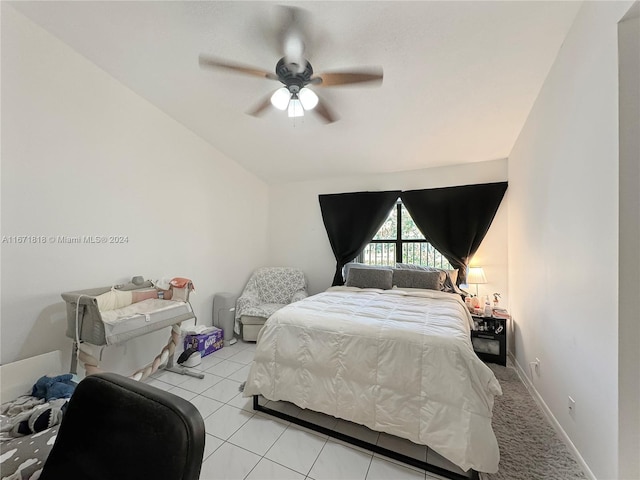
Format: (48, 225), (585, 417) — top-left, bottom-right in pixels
(146, 340), (461, 480)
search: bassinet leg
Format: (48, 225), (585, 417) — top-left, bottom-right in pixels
(165, 366), (205, 379)
(165, 352), (204, 379)
(70, 342), (78, 374)
(163, 324), (204, 379)
(129, 324), (205, 380)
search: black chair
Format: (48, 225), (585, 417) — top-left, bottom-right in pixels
(40, 372), (205, 480)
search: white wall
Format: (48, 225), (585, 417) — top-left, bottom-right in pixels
(268, 159), (508, 306)
(507, 2), (635, 478)
(618, 6), (640, 479)
(0, 5), (269, 373)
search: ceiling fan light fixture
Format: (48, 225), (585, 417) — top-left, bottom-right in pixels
(299, 87), (318, 110)
(270, 87), (291, 110)
(287, 97), (304, 118)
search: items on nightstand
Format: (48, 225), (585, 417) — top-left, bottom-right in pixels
(465, 296), (473, 312)
(467, 294), (483, 314)
(483, 296), (492, 317)
(493, 292), (501, 308)
(492, 307), (511, 319)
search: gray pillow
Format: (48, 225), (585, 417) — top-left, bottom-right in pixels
(392, 269), (445, 290)
(346, 267), (394, 290)
(395, 263), (459, 285)
(343, 263), (392, 284)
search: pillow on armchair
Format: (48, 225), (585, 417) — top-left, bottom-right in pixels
(256, 268), (306, 304)
(235, 267), (308, 341)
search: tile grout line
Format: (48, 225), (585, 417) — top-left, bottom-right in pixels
(363, 452), (375, 480)
(245, 420), (297, 478)
(305, 436), (330, 479)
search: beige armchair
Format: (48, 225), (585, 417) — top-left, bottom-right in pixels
(235, 267), (308, 341)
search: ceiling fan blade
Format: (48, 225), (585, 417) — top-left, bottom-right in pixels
(246, 93), (274, 117)
(199, 55), (278, 80)
(312, 98), (338, 124)
(312, 68), (383, 87)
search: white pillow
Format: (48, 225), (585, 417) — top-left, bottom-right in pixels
(96, 289), (133, 311)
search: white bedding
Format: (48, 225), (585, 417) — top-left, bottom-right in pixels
(243, 286), (502, 473)
(98, 299), (193, 345)
(100, 298), (185, 325)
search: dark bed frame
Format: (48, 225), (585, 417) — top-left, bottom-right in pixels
(253, 395), (479, 480)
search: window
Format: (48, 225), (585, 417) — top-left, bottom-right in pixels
(357, 199), (452, 269)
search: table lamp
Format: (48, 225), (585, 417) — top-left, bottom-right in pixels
(467, 266), (487, 297)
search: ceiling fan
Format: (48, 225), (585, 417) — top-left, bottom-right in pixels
(198, 6), (383, 124)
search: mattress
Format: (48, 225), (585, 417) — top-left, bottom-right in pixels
(243, 286), (502, 473)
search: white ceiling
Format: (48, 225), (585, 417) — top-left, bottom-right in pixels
(10, 1), (582, 184)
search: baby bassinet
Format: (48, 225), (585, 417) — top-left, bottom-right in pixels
(61, 278), (199, 379)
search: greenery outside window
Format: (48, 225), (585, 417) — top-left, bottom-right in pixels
(357, 199), (452, 269)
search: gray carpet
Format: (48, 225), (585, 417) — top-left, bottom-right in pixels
(481, 362), (588, 480)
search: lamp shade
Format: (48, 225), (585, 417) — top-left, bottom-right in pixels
(270, 87), (290, 111)
(467, 267), (487, 285)
(299, 87), (319, 110)
(287, 97), (304, 118)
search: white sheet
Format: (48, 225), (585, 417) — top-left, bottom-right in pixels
(243, 287), (502, 473)
(98, 299), (193, 345)
(100, 299), (185, 325)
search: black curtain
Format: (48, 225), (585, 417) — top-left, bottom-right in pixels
(401, 182), (508, 284)
(319, 191), (401, 285)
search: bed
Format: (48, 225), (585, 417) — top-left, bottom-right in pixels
(243, 284), (502, 476)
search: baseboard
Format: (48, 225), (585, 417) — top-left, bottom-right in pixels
(509, 353), (596, 480)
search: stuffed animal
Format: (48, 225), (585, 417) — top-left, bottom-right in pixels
(32, 374), (76, 401)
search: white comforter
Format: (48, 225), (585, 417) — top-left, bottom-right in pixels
(243, 287), (502, 473)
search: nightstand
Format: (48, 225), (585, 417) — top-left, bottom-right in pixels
(471, 315), (507, 366)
